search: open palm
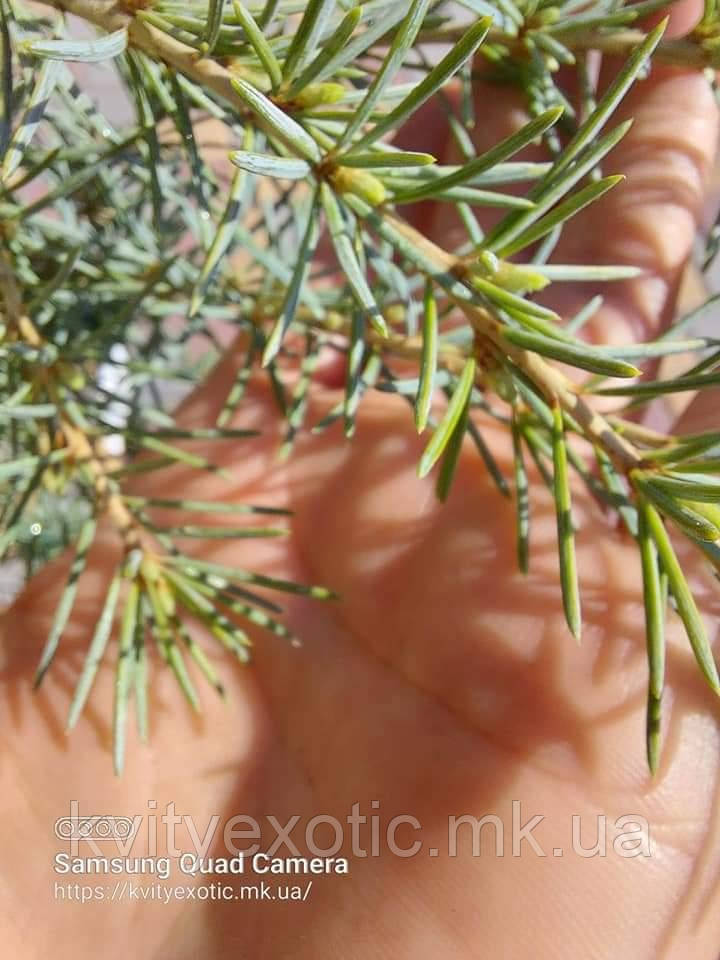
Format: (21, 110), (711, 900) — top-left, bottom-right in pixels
(2, 4), (720, 957)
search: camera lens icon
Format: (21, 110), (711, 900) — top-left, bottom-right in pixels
(54, 815), (135, 841)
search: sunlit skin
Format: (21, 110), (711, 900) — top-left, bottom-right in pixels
(2, 2), (720, 956)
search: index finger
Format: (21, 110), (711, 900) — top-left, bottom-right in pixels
(400, 2), (718, 351)
(549, 0), (718, 347)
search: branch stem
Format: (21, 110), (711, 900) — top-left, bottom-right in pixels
(0, 245), (142, 549)
(41, 0), (644, 477)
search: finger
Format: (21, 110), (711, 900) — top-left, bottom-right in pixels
(668, 381), (720, 434)
(275, 381), (720, 957)
(544, 0), (716, 344)
(394, 80), (538, 237)
(550, 70), (718, 346)
(4, 362), (720, 958)
(647, 0), (705, 37)
(282, 389), (720, 959)
(401, 6), (718, 351)
(396, 77), (546, 246)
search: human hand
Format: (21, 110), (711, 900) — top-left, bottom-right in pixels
(1, 2), (720, 956)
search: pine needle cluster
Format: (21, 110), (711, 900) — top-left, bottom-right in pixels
(1, 0), (720, 772)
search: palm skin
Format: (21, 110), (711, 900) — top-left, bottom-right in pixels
(2, 4), (720, 956)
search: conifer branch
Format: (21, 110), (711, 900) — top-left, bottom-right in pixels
(0, 0), (717, 773)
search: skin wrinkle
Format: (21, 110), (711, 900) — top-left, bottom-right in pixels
(575, 162), (704, 270)
(290, 579), (562, 793)
(657, 755), (720, 953)
(292, 533), (586, 788)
